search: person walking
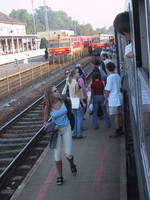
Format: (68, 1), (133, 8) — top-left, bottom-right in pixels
(104, 62), (123, 137)
(68, 69), (86, 139)
(90, 72), (111, 129)
(43, 85), (77, 186)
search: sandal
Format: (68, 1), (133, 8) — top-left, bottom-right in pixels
(57, 177), (63, 186)
(70, 165), (77, 176)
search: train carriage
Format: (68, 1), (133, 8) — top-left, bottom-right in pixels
(48, 35), (91, 56)
(115, 0), (150, 199)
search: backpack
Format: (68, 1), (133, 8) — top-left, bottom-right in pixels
(101, 61), (107, 74)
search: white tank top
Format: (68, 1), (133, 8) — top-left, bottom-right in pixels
(68, 79), (78, 98)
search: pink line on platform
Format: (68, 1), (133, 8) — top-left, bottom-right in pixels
(35, 149), (65, 200)
(91, 131), (109, 200)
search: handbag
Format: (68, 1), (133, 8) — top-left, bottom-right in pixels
(64, 98), (75, 130)
(49, 131), (58, 149)
(70, 97), (80, 109)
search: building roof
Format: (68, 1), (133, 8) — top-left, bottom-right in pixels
(0, 12), (25, 25)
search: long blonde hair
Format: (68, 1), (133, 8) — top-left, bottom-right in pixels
(68, 69), (76, 84)
(43, 85), (62, 112)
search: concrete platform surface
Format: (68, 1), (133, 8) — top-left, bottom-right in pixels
(10, 113), (127, 200)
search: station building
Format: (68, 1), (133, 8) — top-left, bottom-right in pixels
(0, 12), (40, 56)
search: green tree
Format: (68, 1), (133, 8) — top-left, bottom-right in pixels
(94, 26), (114, 35)
(10, 9), (34, 34)
(40, 37), (48, 49)
(107, 26), (114, 34)
(9, 7), (114, 35)
(78, 24), (94, 35)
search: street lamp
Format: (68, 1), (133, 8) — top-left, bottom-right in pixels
(10, 30), (18, 66)
(10, 30), (15, 55)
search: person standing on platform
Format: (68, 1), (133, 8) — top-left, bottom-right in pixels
(90, 72), (111, 129)
(68, 69), (86, 139)
(101, 53), (114, 70)
(91, 59), (107, 119)
(91, 58), (107, 82)
(62, 70), (70, 97)
(44, 48), (48, 60)
(43, 85), (77, 186)
(75, 66), (88, 123)
(104, 62), (123, 138)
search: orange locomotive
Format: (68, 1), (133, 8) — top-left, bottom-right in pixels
(91, 34), (114, 55)
(48, 35), (91, 55)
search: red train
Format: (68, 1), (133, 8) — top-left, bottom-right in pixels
(48, 35), (91, 55)
(91, 34), (115, 54)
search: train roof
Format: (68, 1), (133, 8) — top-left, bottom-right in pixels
(48, 35), (91, 41)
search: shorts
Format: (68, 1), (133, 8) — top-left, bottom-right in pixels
(109, 106), (122, 115)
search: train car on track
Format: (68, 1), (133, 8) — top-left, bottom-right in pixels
(48, 35), (91, 55)
(91, 34), (114, 55)
(115, 0), (150, 199)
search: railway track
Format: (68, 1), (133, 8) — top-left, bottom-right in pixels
(0, 56), (96, 200)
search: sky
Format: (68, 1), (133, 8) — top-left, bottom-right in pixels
(1, 0), (125, 30)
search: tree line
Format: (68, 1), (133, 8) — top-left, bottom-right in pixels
(9, 6), (114, 36)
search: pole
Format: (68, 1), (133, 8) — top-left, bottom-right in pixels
(43, 0), (49, 32)
(31, 0), (37, 34)
(10, 30), (16, 66)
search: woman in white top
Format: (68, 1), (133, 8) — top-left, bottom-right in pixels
(68, 69), (86, 139)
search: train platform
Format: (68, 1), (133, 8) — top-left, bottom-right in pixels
(10, 113), (127, 200)
(0, 59), (45, 79)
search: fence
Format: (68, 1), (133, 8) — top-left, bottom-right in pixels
(0, 48), (89, 99)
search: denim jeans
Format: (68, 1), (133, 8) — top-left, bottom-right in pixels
(72, 106), (84, 137)
(93, 95), (111, 129)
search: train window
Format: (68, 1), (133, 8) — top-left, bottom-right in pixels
(100, 39), (109, 43)
(92, 37), (100, 43)
(84, 41), (89, 47)
(73, 41), (80, 46)
(59, 39), (70, 47)
(49, 40), (59, 48)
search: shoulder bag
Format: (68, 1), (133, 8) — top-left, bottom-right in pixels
(70, 97), (80, 109)
(64, 98), (75, 130)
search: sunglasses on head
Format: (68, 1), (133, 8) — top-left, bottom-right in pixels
(53, 89), (58, 93)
